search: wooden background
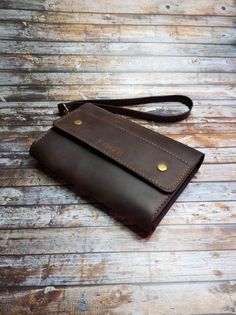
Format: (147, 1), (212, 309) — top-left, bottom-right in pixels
(0, 1), (236, 314)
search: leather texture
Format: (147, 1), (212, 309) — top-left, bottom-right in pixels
(30, 102), (204, 237)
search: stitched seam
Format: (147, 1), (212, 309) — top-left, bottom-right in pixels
(32, 127), (188, 193)
(149, 162), (200, 226)
(31, 125), (188, 229)
(148, 174), (187, 227)
(85, 110), (191, 190)
(149, 193), (173, 226)
(58, 108), (189, 165)
(32, 127), (183, 224)
(114, 115), (189, 165)
(57, 107), (190, 190)
(57, 112), (191, 191)
(84, 109), (189, 165)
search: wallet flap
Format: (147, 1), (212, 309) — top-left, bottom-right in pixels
(54, 103), (191, 193)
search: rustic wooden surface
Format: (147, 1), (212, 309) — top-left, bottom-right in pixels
(0, 1), (236, 314)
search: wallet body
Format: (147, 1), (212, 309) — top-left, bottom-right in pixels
(30, 103), (204, 237)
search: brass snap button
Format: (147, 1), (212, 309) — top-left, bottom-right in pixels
(74, 119), (82, 126)
(157, 162), (168, 172)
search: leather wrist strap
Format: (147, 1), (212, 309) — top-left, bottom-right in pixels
(58, 95), (193, 123)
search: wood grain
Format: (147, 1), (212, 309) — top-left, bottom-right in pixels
(1, 123), (236, 136)
(1, 72), (236, 85)
(0, 164), (235, 187)
(0, 282), (235, 315)
(1, 56), (235, 73)
(1, 99), (235, 107)
(0, 224), (235, 255)
(1, 41), (235, 56)
(1, 147), (235, 169)
(1, 251), (236, 287)
(1, 9), (236, 27)
(1, 201), (235, 229)
(1, 85), (235, 102)
(1, 132), (236, 152)
(0, 182), (235, 206)
(1, 23), (235, 44)
(1, 104), (235, 124)
(1, 0), (235, 16)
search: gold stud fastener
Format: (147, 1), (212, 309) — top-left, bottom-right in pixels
(74, 119), (82, 126)
(157, 162), (168, 172)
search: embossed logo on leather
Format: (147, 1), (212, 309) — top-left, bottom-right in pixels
(96, 139), (123, 157)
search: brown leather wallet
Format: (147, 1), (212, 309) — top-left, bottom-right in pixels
(29, 95), (204, 237)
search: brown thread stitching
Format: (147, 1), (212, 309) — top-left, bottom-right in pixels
(32, 106), (194, 228)
(106, 111), (189, 165)
(33, 121), (174, 227)
(57, 106), (190, 188)
(149, 192), (174, 226)
(32, 123), (175, 224)
(56, 109), (191, 191)
(64, 128), (188, 191)
(32, 126), (178, 228)
(83, 108), (189, 165)
(149, 163), (198, 225)
(57, 106), (189, 165)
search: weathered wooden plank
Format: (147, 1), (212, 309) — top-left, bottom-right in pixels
(1, 72), (236, 86)
(0, 185), (89, 206)
(1, 123), (236, 135)
(0, 85), (235, 102)
(0, 224), (235, 254)
(1, 9), (236, 27)
(1, 103), (235, 117)
(0, 164), (235, 187)
(1, 201), (235, 229)
(1, 104), (235, 125)
(1, 100), (235, 108)
(1, 102), (235, 131)
(1, 22), (235, 44)
(1, 56), (235, 73)
(1, 0), (235, 16)
(1, 148), (235, 169)
(0, 183), (235, 205)
(200, 147), (236, 164)
(1, 133), (235, 152)
(173, 133), (236, 148)
(0, 250), (235, 287)
(1, 40), (235, 57)
(0, 168), (62, 186)
(0, 152), (37, 168)
(1, 123), (236, 137)
(0, 282), (235, 315)
(196, 164), (236, 182)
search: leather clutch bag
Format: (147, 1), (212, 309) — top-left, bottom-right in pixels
(29, 95), (204, 237)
